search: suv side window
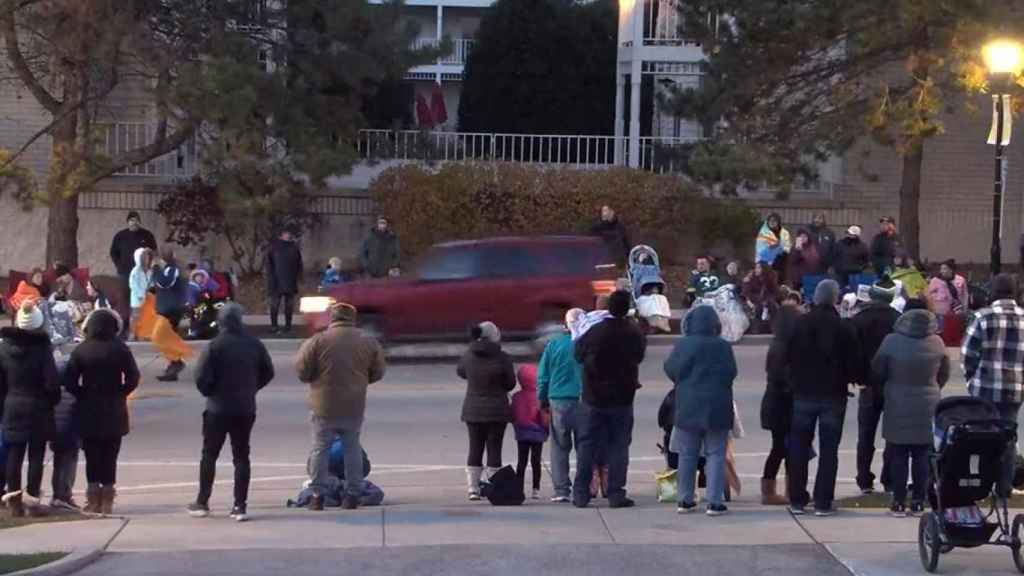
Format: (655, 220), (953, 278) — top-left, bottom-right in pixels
(418, 248), (481, 281)
(481, 246), (539, 278)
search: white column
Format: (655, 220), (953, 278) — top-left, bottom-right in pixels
(436, 5), (444, 84)
(628, 75), (641, 168)
(614, 74), (625, 165)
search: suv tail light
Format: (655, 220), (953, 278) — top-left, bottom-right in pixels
(591, 280), (617, 296)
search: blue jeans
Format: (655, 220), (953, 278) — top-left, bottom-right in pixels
(997, 402), (1021, 497)
(573, 402), (633, 504)
(676, 427), (729, 506)
(549, 400), (578, 498)
(788, 398), (847, 510)
(309, 415), (363, 498)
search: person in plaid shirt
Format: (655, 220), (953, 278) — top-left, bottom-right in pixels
(962, 274), (1024, 496)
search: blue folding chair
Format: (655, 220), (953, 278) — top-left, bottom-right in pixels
(801, 274), (826, 304)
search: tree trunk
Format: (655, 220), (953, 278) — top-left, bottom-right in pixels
(899, 145), (923, 261)
(45, 112), (81, 267)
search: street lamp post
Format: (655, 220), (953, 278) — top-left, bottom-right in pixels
(983, 39), (1021, 276)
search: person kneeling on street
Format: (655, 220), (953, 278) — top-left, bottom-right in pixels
(188, 303), (274, 521)
(297, 302), (385, 511)
(63, 309), (140, 516)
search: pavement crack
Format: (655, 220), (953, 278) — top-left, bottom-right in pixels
(595, 507), (617, 544)
(790, 515), (855, 576)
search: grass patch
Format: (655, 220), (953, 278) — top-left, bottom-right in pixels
(0, 510), (92, 530)
(0, 552), (67, 575)
(836, 492), (894, 509)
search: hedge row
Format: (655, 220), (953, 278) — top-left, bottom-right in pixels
(369, 163), (759, 266)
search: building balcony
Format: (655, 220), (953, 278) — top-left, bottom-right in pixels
(407, 38), (475, 81)
(101, 123), (199, 181)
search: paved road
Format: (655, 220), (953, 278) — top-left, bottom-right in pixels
(43, 340), (1024, 575)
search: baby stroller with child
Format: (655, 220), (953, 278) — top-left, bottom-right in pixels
(628, 245), (671, 333)
(918, 396), (1024, 573)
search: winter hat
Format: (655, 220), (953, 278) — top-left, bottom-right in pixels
(54, 262), (71, 279)
(329, 302), (358, 324)
(126, 210), (141, 222)
(813, 279), (841, 307)
(868, 282), (897, 303)
(472, 321), (501, 344)
(16, 301), (44, 331)
(847, 226), (862, 237)
(607, 290), (632, 318)
(992, 274), (1018, 301)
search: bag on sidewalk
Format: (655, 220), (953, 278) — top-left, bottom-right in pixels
(480, 465), (524, 506)
(655, 469), (678, 503)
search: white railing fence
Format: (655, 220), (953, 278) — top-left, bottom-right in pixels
(412, 37), (475, 65)
(101, 123), (200, 178)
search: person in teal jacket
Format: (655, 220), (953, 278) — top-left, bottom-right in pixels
(664, 305), (738, 517)
(537, 308), (585, 503)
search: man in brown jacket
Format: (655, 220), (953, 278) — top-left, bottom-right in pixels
(296, 302), (386, 511)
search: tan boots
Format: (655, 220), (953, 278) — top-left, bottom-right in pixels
(101, 486), (116, 516)
(761, 478), (788, 505)
(84, 484), (116, 515)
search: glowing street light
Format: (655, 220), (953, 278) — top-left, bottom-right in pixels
(984, 39), (1023, 75)
(983, 39), (1021, 275)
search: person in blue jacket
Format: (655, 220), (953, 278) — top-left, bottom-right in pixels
(664, 305), (737, 517)
(537, 308), (584, 503)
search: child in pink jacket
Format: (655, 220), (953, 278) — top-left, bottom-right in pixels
(512, 365), (549, 499)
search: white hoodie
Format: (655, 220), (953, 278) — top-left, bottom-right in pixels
(129, 247), (152, 309)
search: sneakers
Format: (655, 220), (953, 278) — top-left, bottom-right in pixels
(706, 504), (729, 516)
(229, 505), (249, 522)
(531, 488), (540, 500)
(860, 487), (875, 496)
(889, 503), (907, 518)
(50, 498), (81, 511)
(187, 502), (210, 518)
(909, 502), (925, 516)
(157, 360), (185, 382)
(677, 501), (698, 514)
(789, 505), (806, 516)
(307, 494), (324, 512)
(550, 495), (571, 503)
(814, 508), (836, 517)
(468, 492), (481, 501)
(341, 495), (359, 510)
(608, 497), (635, 509)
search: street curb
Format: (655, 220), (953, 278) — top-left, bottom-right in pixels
(8, 517), (128, 576)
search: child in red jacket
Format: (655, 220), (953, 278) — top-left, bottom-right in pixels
(512, 365), (549, 499)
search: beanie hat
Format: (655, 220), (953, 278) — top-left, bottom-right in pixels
(607, 290), (632, 318)
(54, 263), (71, 279)
(813, 279), (840, 307)
(847, 226), (862, 237)
(127, 211), (141, 222)
(16, 302), (44, 331)
(869, 283), (897, 303)
(991, 274), (1017, 301)
(471, 321), (501, 344)
(329, 302), (358, 324)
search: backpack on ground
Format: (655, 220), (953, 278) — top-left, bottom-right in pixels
(480, 465), (525, 506)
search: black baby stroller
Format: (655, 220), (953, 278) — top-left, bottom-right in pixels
(918, 396), (1024, 572)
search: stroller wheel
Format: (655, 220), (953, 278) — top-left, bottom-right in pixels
(918, 512), (941, 573)
(1012, 514), (1024, 573)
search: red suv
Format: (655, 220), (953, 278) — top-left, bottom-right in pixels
(303, 236), (617, 340)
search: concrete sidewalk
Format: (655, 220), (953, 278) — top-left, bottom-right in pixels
(1, 518), (126, 576)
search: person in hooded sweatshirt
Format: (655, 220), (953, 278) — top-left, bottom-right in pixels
(0, 302), (60, 518)
(187, 303), (274, 522)
(872, 308), (949, 517)
(457, 321), (516, 501)
(63, 308), (139, 516)
(129, 248), (153, 340)
(359, 217), (401, 279)
(152, 247), (192, 381)
(511, 364), (548, 500)
(759, 304), (802, 505)
(665, 305), (737, 517)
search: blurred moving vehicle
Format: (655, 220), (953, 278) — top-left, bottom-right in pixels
(301, 236), (617, 341)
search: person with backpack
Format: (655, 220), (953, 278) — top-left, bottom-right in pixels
(187, 304), (274, 522)
(536, 309), (584, 503)
(512, 365), (548, 500)
(665, 305), (738, 516)
(62, 309), (140, 516)
(458, 322), (516, 501)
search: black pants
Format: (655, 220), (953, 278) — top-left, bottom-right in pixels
(763, 428), (788, 480)
(466, 422), (506, 468)
(83, 438), (122, 485)
(856, 393), (891, 491)
(888, 443), (929, 506)
(119, 272), (131, 338)
(268, 294), (295, 329)
(516, 441), (543, 491)
(198, 411), (256, 506)
(6, 439), (46, 497)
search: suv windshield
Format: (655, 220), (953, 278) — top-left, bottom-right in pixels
(417, 247), (481, 281)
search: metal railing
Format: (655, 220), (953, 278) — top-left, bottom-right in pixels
(412, 37), (475, 65)
(642, 0), (707, 46)
(102, 123), (200, 178)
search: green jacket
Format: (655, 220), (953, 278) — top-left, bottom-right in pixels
(536, 333), (582, 402)
(891, 266), (927, 299)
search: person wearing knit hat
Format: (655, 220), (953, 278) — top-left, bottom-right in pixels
(456, 321), (515, 500)
(572, 289), (646, 509)
(110, 211), (157, 338)
(835, 227), (870, 290)
(296, 298), (385, 511)
(850, 279), (901, 496)
(0, 301), (60, 518)
(784, 278), (859, 515)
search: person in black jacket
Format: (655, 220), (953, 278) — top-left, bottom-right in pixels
(784, 279), (859, 516)
(870, 217), (902, 277)
(808, 213), (837, 274)
(589, 206), (632, 265)
(0, 303), (60, 518)
(760, 305), (801, 505)
(850, 284), (900, 495)
(152, 248), (192, 382)
(266, 229), (304, 334)
(834, 226), (870, 289)
(109, 211), (157, 338)
(457, 321), (515, 501)
(572, 290), (646, 509)
(63, 309), (140, 516)
(187, 303), (274, 521)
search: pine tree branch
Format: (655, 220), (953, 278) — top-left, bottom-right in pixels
(0, 10), (59, 112)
